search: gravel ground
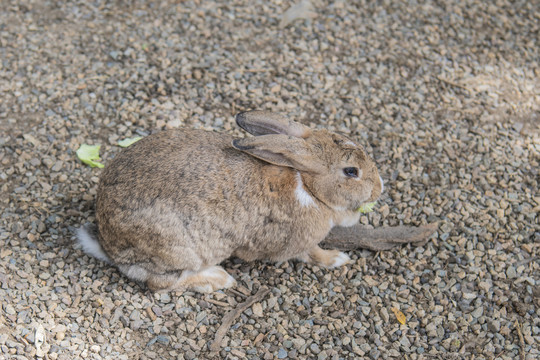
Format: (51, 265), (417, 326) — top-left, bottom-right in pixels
(1, 0), (539, 359)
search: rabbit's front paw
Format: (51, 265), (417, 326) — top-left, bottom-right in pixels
(306, 246), (351, 268)
(178, 266), (236, 293)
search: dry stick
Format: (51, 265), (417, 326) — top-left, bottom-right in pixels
(322, 223), (439, 251)
(514, 320), (526, 360)
(205, 298), (230, 307)
(210, 287), (271, 352)
(436, 76), (472, 93)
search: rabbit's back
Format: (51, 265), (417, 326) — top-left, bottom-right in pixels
(95, 129), (326, 272)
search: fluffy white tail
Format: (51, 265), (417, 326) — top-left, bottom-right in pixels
(76, 225), (110, 263)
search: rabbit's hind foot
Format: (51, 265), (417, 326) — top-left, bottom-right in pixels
(118, 264), (181, 292)
(120, 264), (236, 293)
(175, 266), (236, 293)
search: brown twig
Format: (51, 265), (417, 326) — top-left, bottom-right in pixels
(515, 256), (539, 267)
(209, 287), (271, 352)
(514, 320), (526, 360)
(322, 223), (439, 251)
(436, 76), (472, 93)
(205, 298), (230, 307)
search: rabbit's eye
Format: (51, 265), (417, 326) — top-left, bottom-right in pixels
(343, 167), (359, 178)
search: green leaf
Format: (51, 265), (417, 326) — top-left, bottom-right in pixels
(356, 201), (377, 213)
(118, 136), (143, 148)
(76, 144), (104, 168)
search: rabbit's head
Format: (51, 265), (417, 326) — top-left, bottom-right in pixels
(233, 111), (383, 212)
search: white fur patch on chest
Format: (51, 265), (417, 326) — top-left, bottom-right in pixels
(295, 172), (317, 208)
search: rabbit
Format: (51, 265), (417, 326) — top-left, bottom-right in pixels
(76, 111), (384, 292)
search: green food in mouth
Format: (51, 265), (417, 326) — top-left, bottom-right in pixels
(356, 201), (377, 213)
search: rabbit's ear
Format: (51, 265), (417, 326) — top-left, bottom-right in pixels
(232, 135), (323, 173)
(236, 111), (311, 138)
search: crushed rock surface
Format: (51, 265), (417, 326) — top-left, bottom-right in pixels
(0, 0), (538, 359)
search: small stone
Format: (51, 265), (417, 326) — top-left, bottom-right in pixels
(478, 281), (491, 293)
(277, 348), (287, 359)
(380, 308), (389, 323)
(152, 306), (162, 317)
(52, 161), (63, 172)
(42, 158), (54, 168)
(37, 222), (46, 233)
(361, 306), (371, 316)
(131, 320), (144, 330)
(500, 326), (511, 336)
(252, 302), (263, 317)
(399, 335), (411, 348)
(39, 272), (51, 280)
(487, 320), (501, 332)
(292, 337), (305, 349)
(4, 305), (15, 315)
(359, 343), (371, 352)
(310, 343), (321, 354)
(129, 310), (141, 321)
(524, 335), (534, 345)
(317, 351), (328, 360)
(506, 266), (517, 279)
(167, 119), (181, 128)
(462, 292), (477, 300)
(471, 307), (484, 318)
(369, 349), (381, 359)
(146, 307), (157, 321)
(195, 312), (206, 323)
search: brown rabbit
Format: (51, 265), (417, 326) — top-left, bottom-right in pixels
(77, 111), (383, 292)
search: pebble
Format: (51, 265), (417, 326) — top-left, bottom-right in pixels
(471, 307), (484, 318)
(487, 320), (501, 332)
(4, 305), (16, 315)
(399, 335), (411, 348)
(252, 302), (263, 317)
(277, 348), (288, 359)
(506, 266), (517, 279)
(292, 337), (306, 349)
(369, 349), (381, 359)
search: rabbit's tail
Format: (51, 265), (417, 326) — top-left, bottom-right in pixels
(76, 224), (110, 263)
